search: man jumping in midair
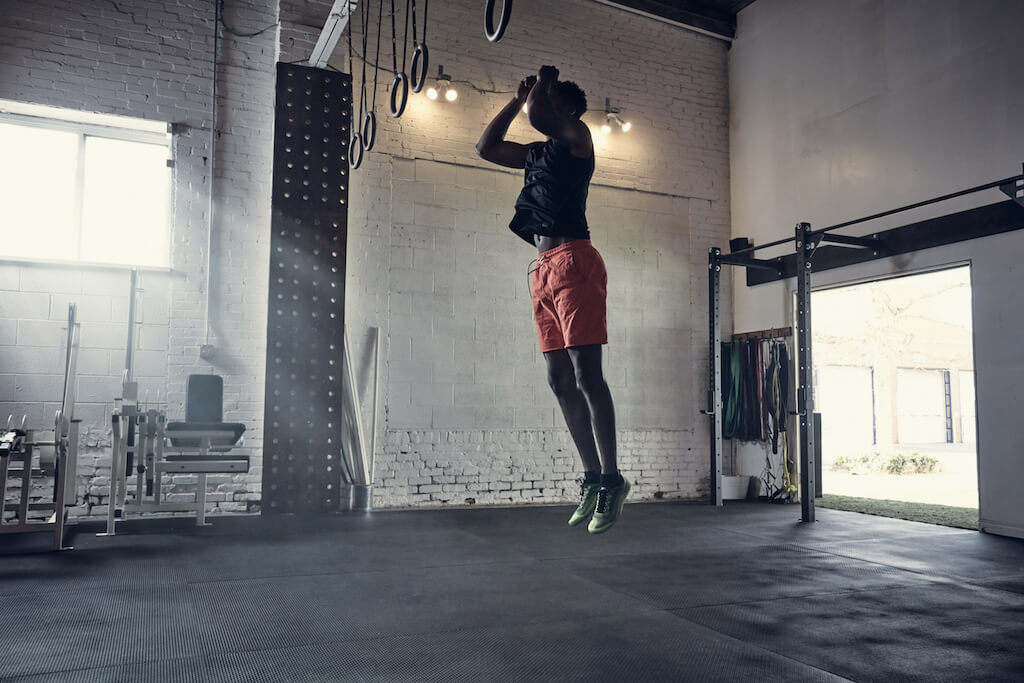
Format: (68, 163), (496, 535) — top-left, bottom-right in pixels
(476, 65), (629, 534)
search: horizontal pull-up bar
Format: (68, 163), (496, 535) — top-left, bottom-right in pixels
(722, 171), (1024, 259)
(811, 173), (1024, 236)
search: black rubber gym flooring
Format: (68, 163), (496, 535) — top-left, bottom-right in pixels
(3, 501), (1024, 682)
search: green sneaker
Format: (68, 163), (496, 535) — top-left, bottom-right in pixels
(588, 477), (631, 535)
(568, 479), (602, 527)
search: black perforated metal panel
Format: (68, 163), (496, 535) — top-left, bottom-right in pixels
(262, 62), (350, 514)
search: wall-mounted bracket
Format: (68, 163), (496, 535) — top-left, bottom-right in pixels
(718, 254), (784, 275)
(818, 233), (884, 250)
(1000, 176), (1024, 208)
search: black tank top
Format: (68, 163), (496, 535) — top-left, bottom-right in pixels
(509, 139), (594, 246)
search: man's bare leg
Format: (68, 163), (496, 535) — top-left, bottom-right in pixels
(543, 349), (601, 473)
(566, 343), (629, 534)
(566, 344), (616, 474)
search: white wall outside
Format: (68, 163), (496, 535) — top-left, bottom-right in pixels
(895, 368), (946, 444)
(815, 365), (874, 455)
(959, 370), (976, 444)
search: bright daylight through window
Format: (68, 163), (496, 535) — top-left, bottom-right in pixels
(0, 100), (172, 268)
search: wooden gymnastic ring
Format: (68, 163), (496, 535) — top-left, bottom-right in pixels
(389, 72), (409, 118)
(361, 111), (377, 152)
(485, 0), (513, 43)
(410, 43), (430, 94)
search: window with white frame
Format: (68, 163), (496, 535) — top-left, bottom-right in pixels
(0, 100), (172, 268)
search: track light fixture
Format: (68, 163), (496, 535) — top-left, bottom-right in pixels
(426, 64), (458, 102)
(602, 97), (631, 133)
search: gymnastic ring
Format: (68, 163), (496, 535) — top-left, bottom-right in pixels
(484, 0), (513, 43)
(361, 111), (377, 152)
(349, 131), (364, 170)
(389, 72), (409, 118)
(410, 43), (429, 94)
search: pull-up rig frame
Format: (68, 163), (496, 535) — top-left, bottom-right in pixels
(706, 167), (1024, 522)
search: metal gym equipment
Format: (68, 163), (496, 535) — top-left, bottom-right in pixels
(103, 271), (250, 535)
(707, 166), (1024, 522)
(339, 326), (382, 511)
(0, 304), (81, 550)
(264, 63), (350, 514)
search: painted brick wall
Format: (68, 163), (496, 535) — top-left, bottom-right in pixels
(0, 0), (265, 517)
(2, 0), (731, 517)
(278, 0), (733, 507)
(0, 267), (173, 517)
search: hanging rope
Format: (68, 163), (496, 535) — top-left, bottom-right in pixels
(388, 0), (410, 117)
(362, 0), (384, 150)
(484, 0), (513, 42)
(409, 0), (429, 93)
(346, 0), (363, 169)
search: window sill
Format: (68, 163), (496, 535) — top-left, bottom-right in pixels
(0, 256), (180, 276)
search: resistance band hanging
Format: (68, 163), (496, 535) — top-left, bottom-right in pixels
(388, 0), (410, 117)
(409, 0), (429, 93)
(346, 0), (364, 168)
(362, 0), (384, 150)
(484, 0), (512, 42)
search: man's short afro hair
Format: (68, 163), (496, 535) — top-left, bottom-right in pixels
(553, 80), (587, 117)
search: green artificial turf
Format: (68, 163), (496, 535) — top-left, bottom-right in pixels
(817, 494), (979, 530)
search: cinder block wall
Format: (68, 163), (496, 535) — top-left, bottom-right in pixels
(1, 0), (732, 516)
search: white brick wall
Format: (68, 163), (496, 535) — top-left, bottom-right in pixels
(291, 0), (734, 507)
(2, 0), (732, 517)
(1, 0), (236, 517)
(0, 264), (173, 516)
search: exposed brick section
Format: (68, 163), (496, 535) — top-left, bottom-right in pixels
(377, 428), (707, 508)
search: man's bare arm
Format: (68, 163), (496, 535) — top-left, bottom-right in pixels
(526, 65), (591, 158)
(476, 76), (536, 169)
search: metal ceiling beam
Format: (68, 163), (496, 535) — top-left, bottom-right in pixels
(310, 0), (356, 69)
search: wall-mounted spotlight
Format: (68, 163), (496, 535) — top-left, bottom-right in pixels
(426, 65), (458, 102)
(602, 97), (632, 134)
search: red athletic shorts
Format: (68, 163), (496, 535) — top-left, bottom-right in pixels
(529, 239), (608, 353)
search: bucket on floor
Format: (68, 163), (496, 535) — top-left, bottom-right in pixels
(722, 475), (754, 500)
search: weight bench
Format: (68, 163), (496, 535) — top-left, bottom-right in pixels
(104, 374), (250, 535)
(162, 374), (249, 523)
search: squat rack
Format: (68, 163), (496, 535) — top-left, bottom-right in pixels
(706, 166), (1024, 522)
